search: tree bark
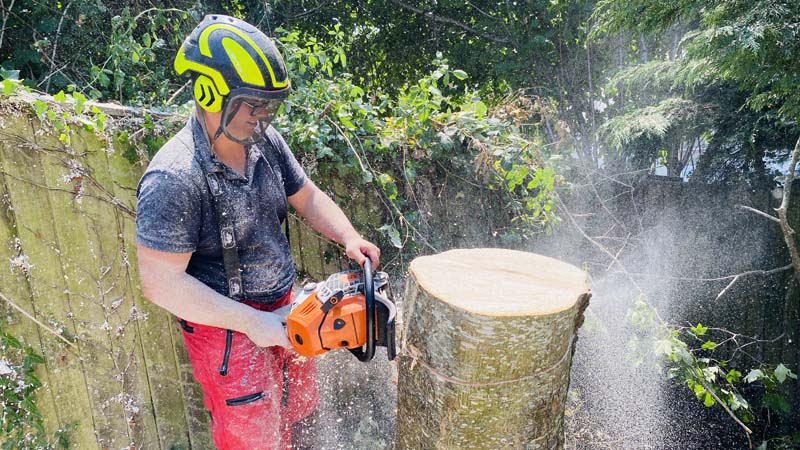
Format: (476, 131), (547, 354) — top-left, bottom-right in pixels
(396, 249), (591, 450)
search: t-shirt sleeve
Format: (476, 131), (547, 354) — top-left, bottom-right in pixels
(136, 170), (201, 253)
(268, 128), (307, 196)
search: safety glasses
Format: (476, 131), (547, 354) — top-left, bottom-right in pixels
(239, 99), (282, 117)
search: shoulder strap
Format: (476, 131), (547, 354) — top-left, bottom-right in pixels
(205, 172), (245, 300)
(193, 114), (246, 300)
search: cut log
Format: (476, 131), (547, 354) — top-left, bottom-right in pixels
(396, 249), (591, 450)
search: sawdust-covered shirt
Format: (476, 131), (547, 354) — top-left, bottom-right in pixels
(136, 115), (307, 303)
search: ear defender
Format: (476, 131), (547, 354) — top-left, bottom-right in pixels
(193, 75), (224, 112)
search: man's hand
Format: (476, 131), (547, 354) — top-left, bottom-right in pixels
(244, 310), (293, 348)
(344, 236), (381, 268)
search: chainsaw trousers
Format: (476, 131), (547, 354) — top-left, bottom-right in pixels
(179, 289), (318, 450)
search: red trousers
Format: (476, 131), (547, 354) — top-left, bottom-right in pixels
(180, 290), (319, 450)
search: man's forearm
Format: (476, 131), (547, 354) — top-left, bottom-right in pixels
(141, 268), (258, 333)
(288, 180), (381, 266)
(293, 183), (361, 246)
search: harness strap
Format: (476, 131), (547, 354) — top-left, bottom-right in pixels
(205, 172), (245, 299)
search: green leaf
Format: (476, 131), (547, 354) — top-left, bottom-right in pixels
(0, 66), (19, 80)
(452, 69), (468, 80)
(691, 381), (706, 398)
(774, 363), (795, 383)
(73, 91), (87, 115)
(339, 116), (356, 130)
(25, 351), (44, 365)
(2, 79), (18, 96)
(2, 333), (22, 348)
(654, 339), (673, 356)
(730, 393), (749, 411)
(701, 341), (717, 350)
(690, 323), (708, 336)
(473, 100), (488, 118)
(763, 392), (791, 414)
(378, 224), (403, 249)
(376, 173), (398, 200)
(725, 369), (742, 383)
(744, 369), (764, 383)
(703, 391), (715, 407)
(53, 90), (67, 103)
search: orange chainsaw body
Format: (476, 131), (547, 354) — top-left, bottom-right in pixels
(285, 268), (396, 360)
(287, 293), (368, 357)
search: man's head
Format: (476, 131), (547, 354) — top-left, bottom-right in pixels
(174, 14), (289, 145)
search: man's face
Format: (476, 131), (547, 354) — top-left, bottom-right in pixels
(221, 97), (282, 144)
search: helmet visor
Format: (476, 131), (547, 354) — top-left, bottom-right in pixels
(218, 87), (288, 145)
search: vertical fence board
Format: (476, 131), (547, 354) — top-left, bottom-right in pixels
(0, 116), (99, 450)
(0, 126), (63, 443)
(106, 140), (195, 450)
(76, 131), (161, 449)
(34, 127), (134, 449)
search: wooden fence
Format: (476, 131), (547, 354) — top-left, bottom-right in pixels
(0, 98), (362, 450)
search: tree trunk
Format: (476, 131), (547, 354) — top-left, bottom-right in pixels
(396, 249), (591, 450)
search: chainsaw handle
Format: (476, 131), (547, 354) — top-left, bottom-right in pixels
(350, 256), (376, 362)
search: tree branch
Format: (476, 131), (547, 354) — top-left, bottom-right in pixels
(556, 193), (647, 297)
(696, 377), (753, 448)
(44, 1), (72, 92)
(776, 134), (800, 281)
(279, 0), (332, 20)
(0, 290), (79, 350)
(0, 0), (15, 50)
(390, 0), (511, 44)
(736, 204), (780, 224)
(621, 264), (792, 282)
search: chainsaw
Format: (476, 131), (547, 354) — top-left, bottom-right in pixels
(277, 257), (396, 362)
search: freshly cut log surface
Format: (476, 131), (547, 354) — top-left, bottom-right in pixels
(396, 248), (591, 450)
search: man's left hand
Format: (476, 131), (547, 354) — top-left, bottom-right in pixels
(344, 237), (380, 268)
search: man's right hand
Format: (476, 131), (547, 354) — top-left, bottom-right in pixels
(244, 310), (293, 349)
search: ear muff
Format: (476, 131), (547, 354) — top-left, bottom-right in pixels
(193, 75), (224, 112)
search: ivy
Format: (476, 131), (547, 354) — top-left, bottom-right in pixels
(0, 327), (70, 449)
(272, 32), (560, 250)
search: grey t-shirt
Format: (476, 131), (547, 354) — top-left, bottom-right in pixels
(136, 116), (307, 303)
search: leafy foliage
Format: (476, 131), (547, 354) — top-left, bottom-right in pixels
(626, 296), (797, 443)
(271, 30), (560, 250)
(0, 2), (198, 104)
(0, 327), (69, 449)
(1, 23), (561, 256)
(591, 0), (800, 182)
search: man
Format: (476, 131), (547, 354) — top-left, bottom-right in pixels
(135, 14), (380, 450)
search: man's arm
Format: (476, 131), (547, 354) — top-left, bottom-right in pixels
(137, 244), (291, 348)
(288, 180), (380, 266)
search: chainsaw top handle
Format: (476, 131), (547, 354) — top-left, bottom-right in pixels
(349, 256), (376, 362)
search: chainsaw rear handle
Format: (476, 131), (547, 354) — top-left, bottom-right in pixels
(349, 256), (376, 362)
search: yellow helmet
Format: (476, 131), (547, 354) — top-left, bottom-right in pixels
(175, 14), (290, 144)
